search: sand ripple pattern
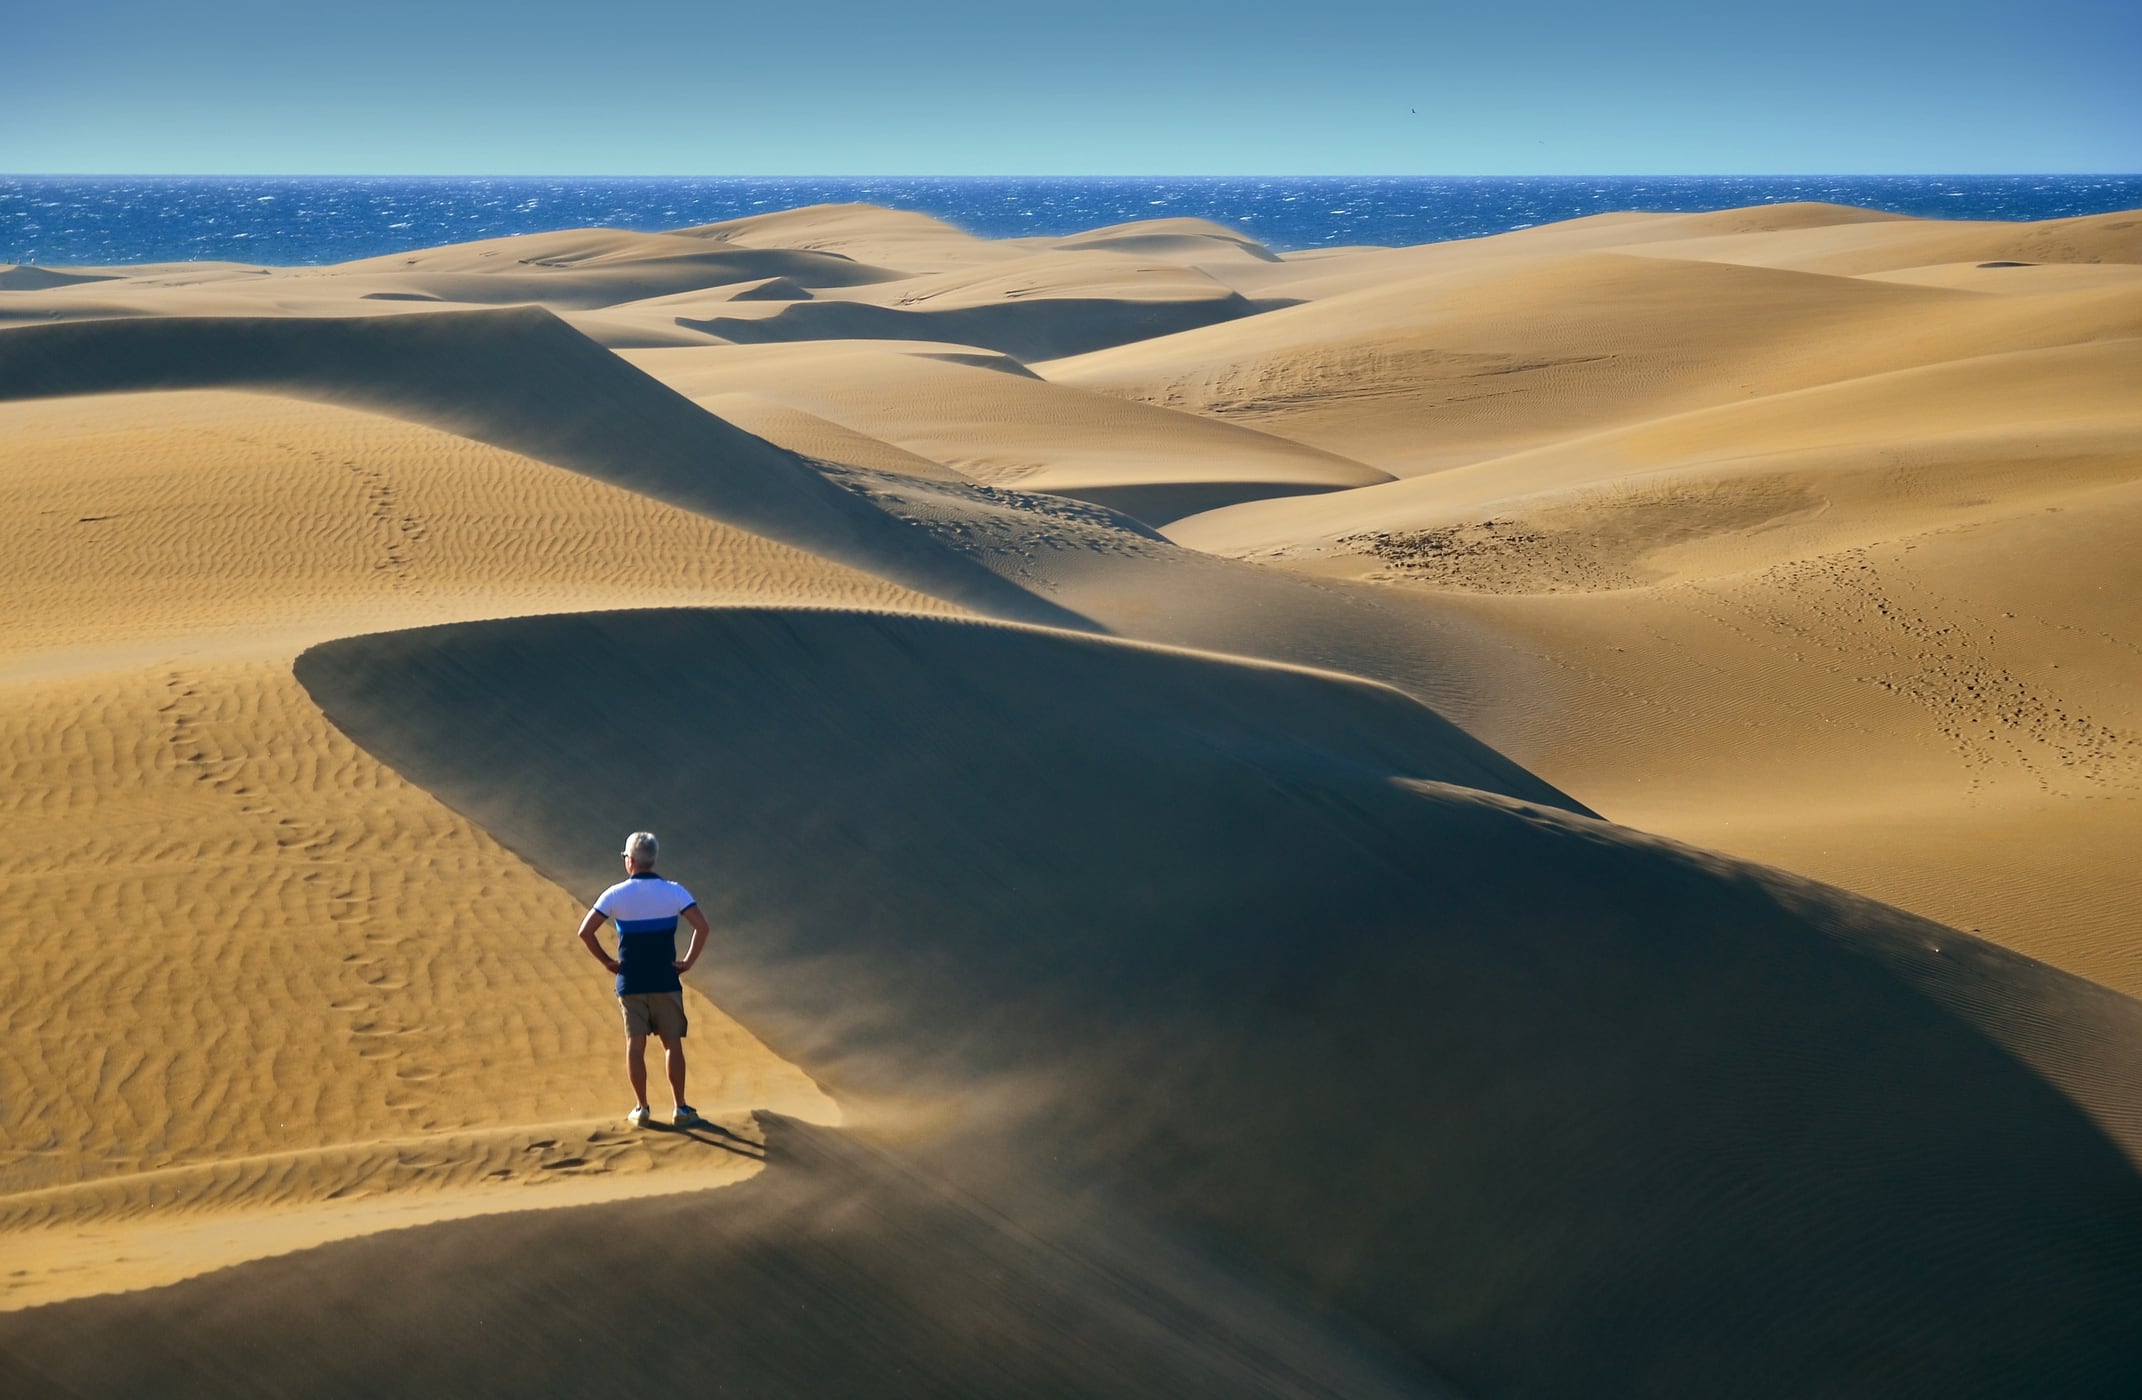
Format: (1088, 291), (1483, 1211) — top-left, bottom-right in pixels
(0, 386), (876, 1305)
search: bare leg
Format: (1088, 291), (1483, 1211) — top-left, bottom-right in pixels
(626, 1034), (650, 1111)
(661, 1032), (688, 1109)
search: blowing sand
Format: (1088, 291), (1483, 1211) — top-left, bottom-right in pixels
(2, 199), (2139, 1397)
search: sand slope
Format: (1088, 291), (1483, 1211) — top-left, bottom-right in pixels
(0, 309), (1078, 626)
(0, 1115), (1455, 1400)
(257, 605), (2142, 1396)
(1046, 250), (2142, 476)
(623, 340), (1393, 523)
(1168, 337), (2142, 572)
(671, 248), (1281, 360)
(1124, 208), (2142, 988)
(0, 387), (954, 1305)
(678, 202), (1023, 273)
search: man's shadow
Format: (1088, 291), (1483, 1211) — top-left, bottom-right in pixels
(653, 1118), (767, 1161)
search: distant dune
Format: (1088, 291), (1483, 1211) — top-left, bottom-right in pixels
(3, 197), (2139, 1397)
(0, 309), (1077, 627)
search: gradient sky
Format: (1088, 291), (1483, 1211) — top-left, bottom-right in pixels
(7, 0), (2137, 174)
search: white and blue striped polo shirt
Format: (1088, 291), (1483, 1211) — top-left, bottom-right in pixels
(594, 871), (697, 995)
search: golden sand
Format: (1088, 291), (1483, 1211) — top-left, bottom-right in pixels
(2, 200), (2138, 1394)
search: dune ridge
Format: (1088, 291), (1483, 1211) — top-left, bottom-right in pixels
(268, 604), (2142, 1396)
(0, 385), (930, 1307)
(0, 309), (1082, 627)
(1107, 205), (2142, 982)
(622, 340), (1395, 523)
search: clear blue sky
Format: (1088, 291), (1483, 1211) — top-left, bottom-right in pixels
(6, 0), (2137, 174)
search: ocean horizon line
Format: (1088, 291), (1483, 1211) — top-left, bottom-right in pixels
(9, 170), (2140, 180)
(7, 172), (2137, 266)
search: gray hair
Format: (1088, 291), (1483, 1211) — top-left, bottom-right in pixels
(623, 831), (659, 864)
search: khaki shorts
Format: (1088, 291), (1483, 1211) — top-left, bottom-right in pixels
(618, 992), (688, 1039)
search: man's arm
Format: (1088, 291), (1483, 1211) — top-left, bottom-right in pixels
(575, 908), (619, 974)
(674, 904), (710, 973)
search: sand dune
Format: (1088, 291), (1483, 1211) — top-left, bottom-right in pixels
(0, 385), (941, 1304)
(674, 249), (1276, 360)
(1156, 202), (1913, 304)
(0, 265), (120, 291)
(19, 605), (2137, 1393)
(1168, 336), (2142, 571)
(1408, 496), (2142, 993)
(0, 208), (1294, 362)
(1609, 207), (2142, 276)
(694, 390), (972, 480)
(0, 388), (953, 663)
(260, 605), (2142, 1395)
(721, 274), (814, 300)
(313, 226), (907, 305)
(0, 1115), (1454, 1400)
(0, 309), (1078, 625)
(622, 340), (1393, 522)
(1046, 249), (2142, 475)
(677, 201), (1029, 272)
(1119, 208), (2142, 990)
(4, 197), (2140, 1396)
(1042, 216), (1283, 264)
(0, 231), (899, 326)
(676, 290), (1260, 361)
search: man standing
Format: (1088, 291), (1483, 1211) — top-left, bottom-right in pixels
(574, 831), (710, 1128)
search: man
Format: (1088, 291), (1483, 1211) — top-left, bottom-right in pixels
(574, 831), (710, 1128)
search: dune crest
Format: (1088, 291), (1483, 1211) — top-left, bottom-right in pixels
(0, 308), (1083, 627)
(273, 605), (2142, 1395)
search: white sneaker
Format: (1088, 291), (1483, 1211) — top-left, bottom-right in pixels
(627, 1106), (651, 1128)
(672, 1104), (704, 1128)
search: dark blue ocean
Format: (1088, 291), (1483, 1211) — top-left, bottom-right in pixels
(3, 175), (2137, 268)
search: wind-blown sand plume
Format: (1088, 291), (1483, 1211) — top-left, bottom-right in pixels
(0, 1118), (1455, 1400)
